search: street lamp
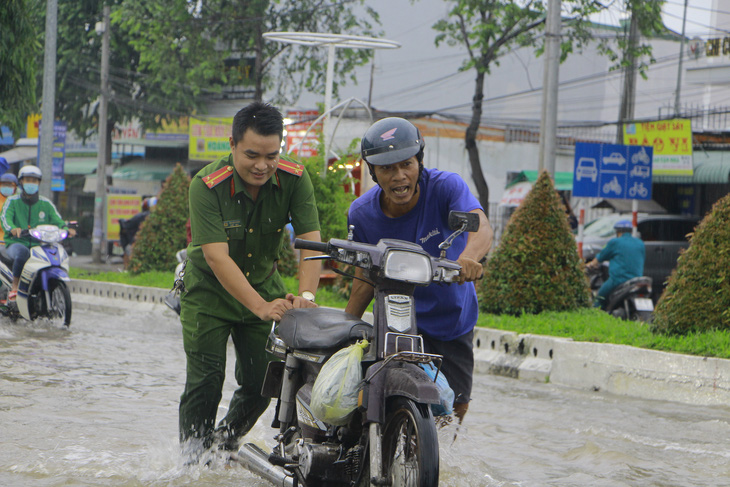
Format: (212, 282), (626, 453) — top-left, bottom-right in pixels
(262, 32), (399, 163)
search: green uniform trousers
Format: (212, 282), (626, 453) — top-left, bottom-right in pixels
(178, 265), (284, 446)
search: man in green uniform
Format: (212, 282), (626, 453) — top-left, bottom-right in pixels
(179, 102), (322, 459)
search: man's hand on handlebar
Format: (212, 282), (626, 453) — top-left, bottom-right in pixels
(456, 256), (483, 284)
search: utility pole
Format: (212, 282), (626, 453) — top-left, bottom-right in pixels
(617, 9), (640, 236)
(538, 0), (561, 175)
(92, 5), (110, 264)
(674, 0), (689, 117)
(38, 0), (58, 198)
(616, 11), (639, 145)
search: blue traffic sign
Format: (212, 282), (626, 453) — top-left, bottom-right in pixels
(573, 142), (652, 199)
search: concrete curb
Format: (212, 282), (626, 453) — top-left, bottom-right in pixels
(69, 279), (730, 408)
(473, 327), (730, 407)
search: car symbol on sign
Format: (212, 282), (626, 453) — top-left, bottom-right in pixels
(602, 152), (626, 165)
(576, 157), (597, 182)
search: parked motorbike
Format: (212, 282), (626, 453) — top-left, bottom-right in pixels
(586, 263), (654, 322)
(164, 248), (186, 315)
(233, 211), (479, 487)
(0, 225), (73, 327)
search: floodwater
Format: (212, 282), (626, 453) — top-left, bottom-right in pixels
(1, 302), (728, 487)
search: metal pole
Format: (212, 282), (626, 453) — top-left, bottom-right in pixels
(92, 5), (110, 264)
(322, 43), (335, 176)
(38, 0), (58, 198)
(538, 0), (561, 175)
(616, 12), (638, 144)
(674, 0), (689, 117)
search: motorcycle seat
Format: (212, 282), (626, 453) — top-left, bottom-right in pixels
(611, 276), (652, 296)
(278, 307), (373, 350)
(0, 248), (14, 268)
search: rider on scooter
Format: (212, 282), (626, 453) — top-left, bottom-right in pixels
(0, 165), (76, 302)
(587, 219), (645, 309)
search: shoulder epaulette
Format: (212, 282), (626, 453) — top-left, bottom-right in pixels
(277, 158), (304, 177)
(202, 165), (234, 188)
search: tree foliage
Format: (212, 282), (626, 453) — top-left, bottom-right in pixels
(0, 0), (40, 136)
(429, 0), (666, 209)
(479, 171), (591, 315)
(301, 154), (357, 241)
(22, 0), (380, 144)
(652, 193), (730, 335)
(129, 163), (190, 274)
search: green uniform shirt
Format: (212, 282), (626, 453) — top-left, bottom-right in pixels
(181, 154), (320, 321)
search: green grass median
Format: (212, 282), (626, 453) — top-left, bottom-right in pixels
(70, 268), (730, 360)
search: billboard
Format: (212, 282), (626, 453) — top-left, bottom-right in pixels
(189, 117), (232, 161)
(623, 118), (692, 176)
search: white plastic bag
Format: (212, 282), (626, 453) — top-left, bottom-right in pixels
(310, 340), (369, 426)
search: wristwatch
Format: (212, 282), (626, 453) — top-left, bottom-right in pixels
(301, 291), (315, 302)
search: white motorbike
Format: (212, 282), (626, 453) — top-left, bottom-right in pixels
(0, 225), (73, 327)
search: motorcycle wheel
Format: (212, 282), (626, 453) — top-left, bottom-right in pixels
(47, 280), (72, 327)
(381, 396), (439, 487)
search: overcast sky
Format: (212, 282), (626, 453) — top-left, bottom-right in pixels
(289, 1), (724, 118)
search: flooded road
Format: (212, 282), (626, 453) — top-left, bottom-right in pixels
(1, 302), (728, 486)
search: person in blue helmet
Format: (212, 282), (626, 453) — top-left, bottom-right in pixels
(587, 219), (645, 308)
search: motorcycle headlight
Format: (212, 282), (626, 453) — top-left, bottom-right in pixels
(383, 250), (432, 284)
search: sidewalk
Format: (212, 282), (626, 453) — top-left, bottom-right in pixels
(70, 254), (126, 274)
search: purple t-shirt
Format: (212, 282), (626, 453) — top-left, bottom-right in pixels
(347, 168), (482, 340)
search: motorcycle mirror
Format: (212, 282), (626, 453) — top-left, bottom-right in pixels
(448, 211), (480, 232)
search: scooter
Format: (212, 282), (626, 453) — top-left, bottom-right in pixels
(586, 263), (653, 322)
(234, 211), (479, 487)
(164, 248), (186, 315)
(0, 225), (73, 327)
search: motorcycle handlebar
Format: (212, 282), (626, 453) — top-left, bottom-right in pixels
(294, 238), (330, 253)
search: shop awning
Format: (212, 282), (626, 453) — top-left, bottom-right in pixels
(113, 137), (188, 148)
(591, 198), (667, 213)
(0, 146), (37, 164)
(506, 170), (574, 191)
(653, 152), (730, 184)
(64, 157), (99, 175)
(112, 160), (177, 181)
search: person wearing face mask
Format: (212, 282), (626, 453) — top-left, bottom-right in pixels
(0, 165), (76, 302)
(0, 172), (18, 244)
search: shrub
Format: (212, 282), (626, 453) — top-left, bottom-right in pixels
(479, 170), (591, 315)
(276, 151), (356, 277)
(652, 193), (730, 334)
(129, 163), (190, 274)
(301, 157), (357, 241)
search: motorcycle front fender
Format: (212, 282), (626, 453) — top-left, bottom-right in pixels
(40, 267), (70, 291)
(364, 361), (440, 424)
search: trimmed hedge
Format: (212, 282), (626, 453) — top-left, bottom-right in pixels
(129, 163), (190, 274)
(479, 170), (591, 315)
(652, 192), (730, 334)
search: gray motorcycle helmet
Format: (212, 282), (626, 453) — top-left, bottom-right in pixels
(361, 117), (424, 166)
(361, 117), (425, 183)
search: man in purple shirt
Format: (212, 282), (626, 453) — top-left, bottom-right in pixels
(346, 117), (493, 423)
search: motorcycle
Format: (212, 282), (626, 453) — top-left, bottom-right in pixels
(0, 225), (73, 327)
(586, 262), (654, 322)
(234, 210), (479, 487)
(164, 248), (187, 315)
